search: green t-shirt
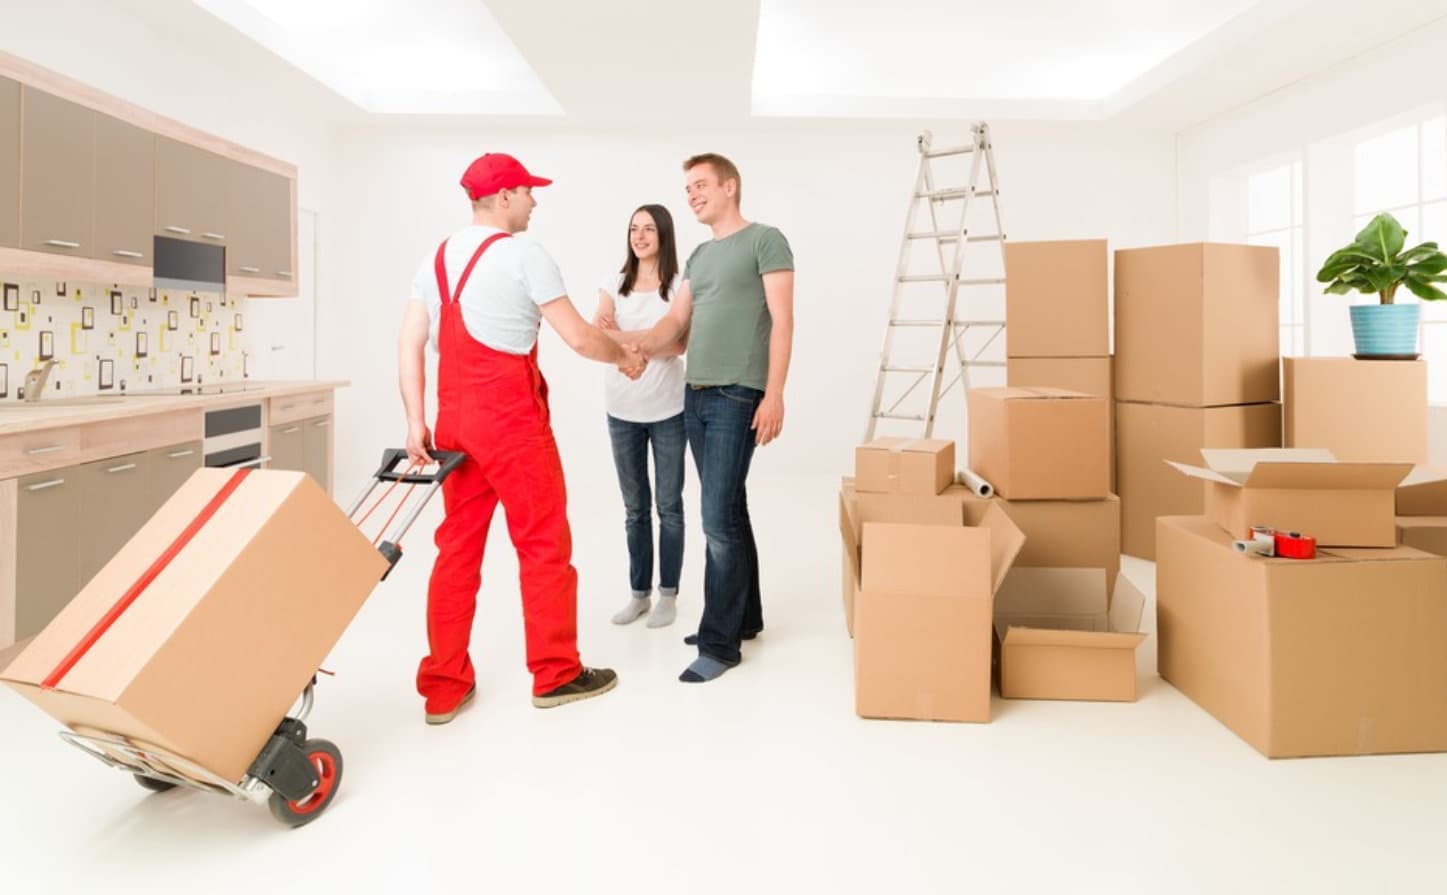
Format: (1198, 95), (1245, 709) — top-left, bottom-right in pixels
(683, 223), (794, 391)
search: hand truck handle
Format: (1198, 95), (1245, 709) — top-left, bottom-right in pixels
(372, 449), (467, 485)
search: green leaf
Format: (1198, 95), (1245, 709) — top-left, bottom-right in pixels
(1399, 242), (1442, 264)
(1363, 265), (1406, 291)
(1324, 281), (1358, 295)
(1405, 275), (1447, 302)
(1408, 254), (1447, 276)
(1353, 213), (1407, 262)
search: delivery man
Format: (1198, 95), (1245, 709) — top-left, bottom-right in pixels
(398, 152), (645, 723)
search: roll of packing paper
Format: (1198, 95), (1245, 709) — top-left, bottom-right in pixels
(1233, 531), (1276, 556)
(955, 468), (994, 498)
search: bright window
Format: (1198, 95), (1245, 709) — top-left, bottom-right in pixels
(1247, 160), (1305, 356)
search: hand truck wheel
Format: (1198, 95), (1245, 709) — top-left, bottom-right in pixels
(266, 739), (343, 828)
(134, 774), (178, 794)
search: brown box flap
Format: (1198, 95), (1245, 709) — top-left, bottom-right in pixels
(861, 521), (988, 598)
(970, 502), (1026, 593)
(1003, 627), (1148, 650)
(1242, 461), (1412, 490)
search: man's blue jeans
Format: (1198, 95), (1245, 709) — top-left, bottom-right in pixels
(684, 384), (764, 665)
(606, 412), (686, 596)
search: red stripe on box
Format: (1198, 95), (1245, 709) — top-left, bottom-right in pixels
(41, 468), (252, 690)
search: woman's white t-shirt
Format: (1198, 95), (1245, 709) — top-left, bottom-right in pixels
(603, 272), (686, 423)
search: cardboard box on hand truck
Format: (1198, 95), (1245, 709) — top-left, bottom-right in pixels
(0, 468), (389, 784)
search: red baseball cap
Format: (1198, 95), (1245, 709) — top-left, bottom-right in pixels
(460, 153), (552, 200)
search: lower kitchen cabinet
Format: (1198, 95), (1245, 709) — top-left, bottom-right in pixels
(269, 414), (331, 494)
(14, 466), (80, 641)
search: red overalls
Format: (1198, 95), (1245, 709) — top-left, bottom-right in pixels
(416, 232), (583, 703)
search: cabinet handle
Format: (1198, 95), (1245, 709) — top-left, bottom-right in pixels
(166, 449), (196, 459)
(313, 420), (330, 429)
(203, 232), (226, 241)
(44, 239), (81, 249)
(106, 463), (138, 474)
(230, 455), (271, 469)
(282, 426), (300, 434)
(239, 265), (261, 274)
(26, 445), (65, 456)
(278, 403), (296, 411)
(26, 478), (65, 492)
(276, 270), (293, 278)
(164, 225), (191, 235)
(112, 249), (145, 259)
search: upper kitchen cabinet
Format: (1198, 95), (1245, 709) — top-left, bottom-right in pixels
(155, 136), (229, 247)
(19, 86), (95, 258)
(0, 77), (19, 248)
(261, 170), (295, 284)
(227, 163), (295, 292)
(93, 113), (154, 266)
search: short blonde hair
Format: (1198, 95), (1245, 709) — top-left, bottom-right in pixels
(683, 153), (741, 205)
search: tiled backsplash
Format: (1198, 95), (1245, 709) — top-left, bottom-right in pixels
(0, 277), (252, 400)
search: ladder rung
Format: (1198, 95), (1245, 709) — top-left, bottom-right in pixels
(875, 412), (927, 422)
(923, 145), (974, 159)
(963, 360), (1006, 368)
(891, 319), (946, 328)
(906, 231), (1004, 242)
(882, 364), (936, 374)
(898, 275), (1007, 285)
(916, 188), (971, 201)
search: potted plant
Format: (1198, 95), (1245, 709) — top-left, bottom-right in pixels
(1316, 212), (1447, 357)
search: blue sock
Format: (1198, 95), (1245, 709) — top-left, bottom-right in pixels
(679, 655), (732, 683)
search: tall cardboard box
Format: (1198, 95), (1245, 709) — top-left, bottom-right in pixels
(853, 497), (1024, 723)
(0, 469), (389, 783)
(1283, 357), (1428, 463)
(995, 495), (1121, 591)
(968, 387), (1110, 499)
(994, 568), (1149, 702)
(1004, 239), (1108, 358)
(1156, 515), (1447, 758)
(1116, 401), (1281, 559)
(1115, 243), (1280, 407)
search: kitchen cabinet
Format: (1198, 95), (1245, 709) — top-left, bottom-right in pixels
(93, 113), (155, 266)
(0, 76), (18, 248)
(147, 441), (202, 517)
(303, 416), (331, 494)
(155, 136), (229, 247)
(261, 169), (294, 282)
(76, 452), (151, 587)
(14, 465), (80, 641)
(19, 86), (94, 258)
(268, 420), (306, 475)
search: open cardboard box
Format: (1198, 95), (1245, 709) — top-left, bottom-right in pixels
(1165, 448), (1434, 547)
(848, 491), (1024, 723)
(994, 568), (1148, 702)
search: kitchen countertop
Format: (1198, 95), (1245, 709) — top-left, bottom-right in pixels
(0, 380), (348, 435)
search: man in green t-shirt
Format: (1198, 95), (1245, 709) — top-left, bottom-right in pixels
(637, 152), (795, 683)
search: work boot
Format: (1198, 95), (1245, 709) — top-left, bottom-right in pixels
(532, 668), (618, 709)
(424, 685), (476, 725)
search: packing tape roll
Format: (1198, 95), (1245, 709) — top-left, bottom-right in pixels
(955, 468), (994, 498)
(1274, 531), (1317, 560)
(1233, 534), (1275, 557)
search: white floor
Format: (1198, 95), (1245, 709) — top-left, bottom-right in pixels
(3, 472), (1446, 893)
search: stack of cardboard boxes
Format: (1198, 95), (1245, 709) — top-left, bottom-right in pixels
(1114, 243), (1284, 560)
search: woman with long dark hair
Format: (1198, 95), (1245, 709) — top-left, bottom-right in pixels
(594, 204), (689, 628)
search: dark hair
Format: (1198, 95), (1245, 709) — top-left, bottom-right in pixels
(683, 152), (741, 205)
(618, 204), (679, 301)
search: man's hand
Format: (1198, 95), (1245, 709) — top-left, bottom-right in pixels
(617, 344), (648, 381)
(752, 392), (784, 446)
(406, 422), (435, 467)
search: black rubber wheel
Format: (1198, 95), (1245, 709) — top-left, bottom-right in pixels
(266, 739), (343, 828)
(134, 774), (177, 793)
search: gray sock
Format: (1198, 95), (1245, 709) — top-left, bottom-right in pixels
(679, 655), (732, 683)
(611, 595), (650, 625)
(646, 594), (677, 628)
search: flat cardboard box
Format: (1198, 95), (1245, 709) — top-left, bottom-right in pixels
(968, 387), (1110, 499)
(994, 568), (1148, 702)
(1116, 401), (1281, 560)
(1156, 514), (1447, 758)
(0, 469), (389, 784)
(855, 437), (955, 496)
(838, 485), (966, 637)
(1167, 448), (1414, 548)
(1283, 357), (1427, 463)
(1397, 516), (1447, 556)
(1115, 243), (1280, 407)
(994, 495), (1121, 592)
(1004, 239), (1109, 358)
(852, 496), (1024, 723)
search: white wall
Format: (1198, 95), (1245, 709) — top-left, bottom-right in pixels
(320, 121), (1177, 500)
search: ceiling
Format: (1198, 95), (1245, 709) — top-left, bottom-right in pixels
(144, 0), (1447, 129)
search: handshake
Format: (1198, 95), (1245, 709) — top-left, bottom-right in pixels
(616, 342), (648, 380)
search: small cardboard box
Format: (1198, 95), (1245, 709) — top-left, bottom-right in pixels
(994, 495), (1121, 592)
(1283, 357), (1427, 463)
(1166, 448), (1415, 547)
(967, 387), (1109, 500)
(1004, 239), (1109, 358)
(0, 469), (389, 784)
(852, 496), (1024, 723)
(994, 568), (1148, 702)
(855, 437), (955, 496)
(1114, 243), (1280, 407)
(1116, 400), (1282, 560)
(1397, 516), (1447, 556)
(1156, 514), (1447, 758)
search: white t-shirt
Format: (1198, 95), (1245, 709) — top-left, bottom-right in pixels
(602, 272), (686, 423)
(408, 225), (567, 355)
